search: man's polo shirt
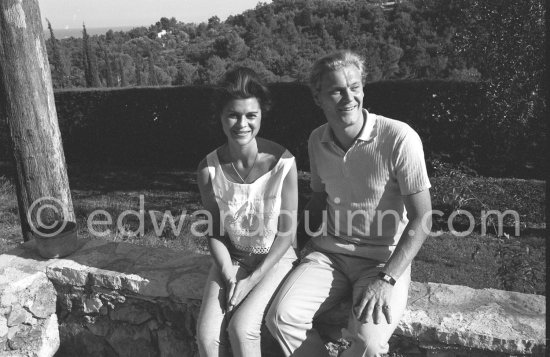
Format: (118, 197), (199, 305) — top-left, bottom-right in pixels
(308, 110), (431, 261)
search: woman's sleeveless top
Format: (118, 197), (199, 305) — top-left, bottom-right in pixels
(206, 148), (295, 255)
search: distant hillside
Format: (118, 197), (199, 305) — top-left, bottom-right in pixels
(44, 0), (542, 89)
(42, 0), (543, 146)
(45, 0), (475, 88)
(44, 26), (134, 39)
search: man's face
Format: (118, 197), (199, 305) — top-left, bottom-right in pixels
(314, 65), (364, 132)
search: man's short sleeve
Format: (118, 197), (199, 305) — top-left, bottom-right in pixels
(394, 128), (431, 195)
(308, 131), (325, 193)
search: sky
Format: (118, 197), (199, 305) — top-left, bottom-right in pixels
(39, 0), (271, 29)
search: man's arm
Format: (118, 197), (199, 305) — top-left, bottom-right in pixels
(381, 188), (432, 280)
(353, 188), (432, 324)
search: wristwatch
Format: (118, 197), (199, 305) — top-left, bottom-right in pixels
(378, 272), (396, 286)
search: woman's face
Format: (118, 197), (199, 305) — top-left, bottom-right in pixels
(220, 97), (262, 146)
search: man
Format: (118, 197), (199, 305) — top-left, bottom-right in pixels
(266, 50), (432, 357)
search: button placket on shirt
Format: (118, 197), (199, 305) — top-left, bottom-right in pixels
(341, 142), (359, 179)
(342, 155), (349, 178)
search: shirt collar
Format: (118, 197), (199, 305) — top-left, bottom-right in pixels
(321, 109), (377, 143)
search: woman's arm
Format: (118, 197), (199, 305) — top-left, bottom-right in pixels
(228, 160), (298, 311)
(197, 158), (237, 310)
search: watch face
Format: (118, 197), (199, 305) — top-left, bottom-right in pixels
(379, 272), (395, 285)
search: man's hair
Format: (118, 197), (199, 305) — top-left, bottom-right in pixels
(213, 67), (271, 117)
(309, 50), (367, 95)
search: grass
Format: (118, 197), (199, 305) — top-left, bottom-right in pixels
(414, 233), (545, 295)
(0, 164), (545, 296)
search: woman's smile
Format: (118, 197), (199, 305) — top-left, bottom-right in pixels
(221, 97), (262, 146)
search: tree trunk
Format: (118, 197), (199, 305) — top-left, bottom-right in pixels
(0, 0), (75, 241)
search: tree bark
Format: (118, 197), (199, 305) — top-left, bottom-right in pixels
(0, 0), (74, 241)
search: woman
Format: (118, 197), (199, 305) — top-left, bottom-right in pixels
(195, 67), (298, 357)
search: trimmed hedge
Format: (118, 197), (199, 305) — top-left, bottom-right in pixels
(0, 81), (545, 178)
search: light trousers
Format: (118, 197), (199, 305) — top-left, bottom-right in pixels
(196, 253), (296, 357)
(266, 250), (411, 357)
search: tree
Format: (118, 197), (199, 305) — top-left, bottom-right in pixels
(100, 43), (114, 87)
(201, 55), (226, 84)
(156, 16), (177, 31)
(452, 0), (545, 174)
(134, 55), (143, 86)
(380, 43), (404, 78)
(208, 16), (221, 29)
(0, 0), (75, 241)
(173, 61), (198, 85)
(147, 49), (158, 85)
(213, 32), (249, 61)
(82, 24), (101, 87)
(118, 55), (128, 87)
(46, 19), (67, 88)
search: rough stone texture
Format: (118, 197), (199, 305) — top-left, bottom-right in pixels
(398, 282), (546, 355)
(0, 253), (59, 357)
(0, 316), (8, 338)
(0, 237), (545, 357)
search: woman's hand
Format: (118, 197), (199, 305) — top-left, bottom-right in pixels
(222, 275), (237, 313)
(227, 275), (259, 312)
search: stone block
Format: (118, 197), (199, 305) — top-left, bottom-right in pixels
(109, 303), (152, 325)
(2, 236), (545, 357)
(26, 279), (57, 319)
(7, 304), (29, 327)
(7, 325), (20, 340)
(57, 322), (117, 357)
(46, 260), (90, 286)
(157, 327), (191, 357)
(133, 270), (170, 297)
(37, 314), (60, 357)
(8, 324), (37, 350)
(4, 313), (58, 357)
(120, 273), (149, 293)
(0, 268), (44, 307)
(0, 316), (8, 338)
(82, 296), (103, 314)
(89, 269), (123, 290)
(107, 323), (155, 357)
(86, 317), (113, 337)
(397, 282), (546, 355)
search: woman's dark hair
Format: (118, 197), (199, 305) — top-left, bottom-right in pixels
(212, 67), (272, 118)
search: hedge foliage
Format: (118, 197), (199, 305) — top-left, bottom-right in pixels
(0, 80), (545, 178)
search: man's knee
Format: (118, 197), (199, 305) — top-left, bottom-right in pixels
(341, 338), (388, 357)
(265, 296), (300, 336)
(265, 302), (283, 335)
(341, 326), (390, 357)
(362, 341), (388, 357)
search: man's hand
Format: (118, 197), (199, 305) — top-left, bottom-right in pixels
(353, 279), (394, 324)
(227, 275), (259, 312)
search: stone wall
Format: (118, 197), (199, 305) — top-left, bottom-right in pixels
(0, 238), (546, 357)
(0, 264), (59, 356)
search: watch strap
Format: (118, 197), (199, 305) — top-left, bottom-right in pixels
(378, 271), (396, 286)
